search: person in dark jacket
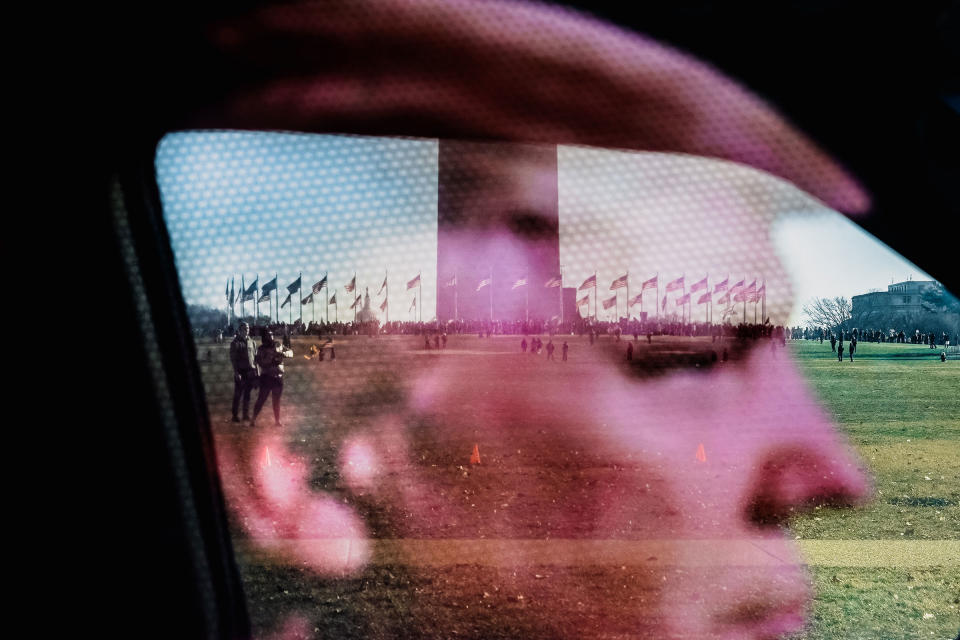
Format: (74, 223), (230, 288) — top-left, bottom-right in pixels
(252, 330), (292, 427)
(229, 321), (257, 422)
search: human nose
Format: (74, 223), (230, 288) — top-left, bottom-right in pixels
(743, 443), (871, 529)
(733, 353), (872, 529)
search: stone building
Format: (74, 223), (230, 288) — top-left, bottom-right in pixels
(851, 279), (938, 318)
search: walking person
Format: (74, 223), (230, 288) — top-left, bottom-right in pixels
(562, 341), (568, 362)
(229, 321), (257, 422)
(848, 337), (856, 362)
(251, 330), (292, 427)
(546, 340), (556, 361)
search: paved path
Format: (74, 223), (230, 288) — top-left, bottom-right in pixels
(241, 539), (960, 568)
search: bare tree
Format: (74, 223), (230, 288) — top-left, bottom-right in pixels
(802, 297), (852, 332)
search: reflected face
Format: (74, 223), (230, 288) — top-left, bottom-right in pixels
(192, 2), (886, 637)
(368, 151), (868, 638)
(209, 146), (871, 640)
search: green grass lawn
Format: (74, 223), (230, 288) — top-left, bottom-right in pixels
(787, 340), (959, 639)
(198, 336), (960, 638)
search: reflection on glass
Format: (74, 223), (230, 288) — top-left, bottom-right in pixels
(155, 132), (958, 639)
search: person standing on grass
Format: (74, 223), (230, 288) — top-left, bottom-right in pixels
(830, 333), (836, 352)
(626, 341), (634, 361)
(562, 341), (568, 362)
(251, 330), (292, 427)
(546, 340), (555, 361)
(848, 337), (855, 361)
(837, 341), (844, 362)
(229, 321), (258, 423)
(521, 337), (528, 353)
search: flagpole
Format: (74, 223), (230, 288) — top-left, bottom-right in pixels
(558, 265), (564, 326)
(593, 270), (597, 322)
(255, 273), (260, 326)
(325, 272), (329, 324)
(761, 277), (766, 324)
(743, 276), (747, 324)
(625, 270), (629, 322)
(354, 272), (357, 323)
(525, 274), (529, 323)
(299, 271), (303, 324)
(386, 270), (390, 324)
(454, 270), (458, 321)
(418, 270), (422, 323)
(656, 272), (659, 325)
(681, 273), (685, 326)
(489, 266), (494, 322)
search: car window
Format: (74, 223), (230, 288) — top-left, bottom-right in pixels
(152, 129), (960, 640)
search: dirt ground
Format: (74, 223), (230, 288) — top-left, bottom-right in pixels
(200, 334), (959, 639)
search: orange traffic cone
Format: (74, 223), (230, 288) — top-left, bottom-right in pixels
(470, 444), (481, 464)
(695, 443), (707, 463)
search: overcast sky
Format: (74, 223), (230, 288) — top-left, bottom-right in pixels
(773, 213), (934, 325)
(156, 131), (937, 326)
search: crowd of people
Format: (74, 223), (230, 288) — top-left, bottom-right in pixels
(211, 315), (797, 343)
(788, 325), (954, 346)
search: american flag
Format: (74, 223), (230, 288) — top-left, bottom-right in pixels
(261, 276), (278, 294)
(576, 295), (589, 307)
(257, 291), (271, 303)
(312, 276), (327, 294)
(409, 297), (417, 311)
(378, 276), (388, 295)
(641, 275), (657, 291)
(328, 293), (337, 305)
(380, 299), (388, 311)
(544, 275), (562, 288)
(301, 293), (313, 305)
(697, 292), (712, 305)
(718, 292), (731, 305)
(407, 274), (421, 290)
(628, 293), (643, 306)
(665, 276), (685, 292)
(689, 276), (708, 293)
(281, 293), (292, 308)
(713, 277), (729, 294)
(609, 274), (628, 290)
(350, 295), (362, 309)
(728, 278), (745, 294)
(476, 278), (491, 291)
(602, 295), (617, 310)
(578, 274), (597, 290)
(344, 276), (356, 292)
(676, 293), (691, 306)
(512, 277), (527, 289)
